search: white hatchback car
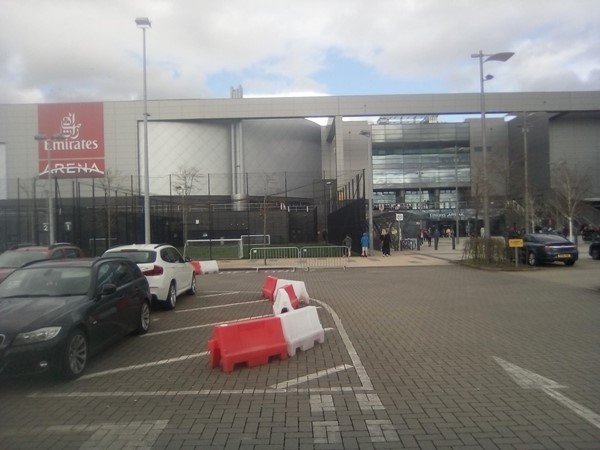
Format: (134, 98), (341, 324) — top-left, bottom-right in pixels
(103, 244), (196, 309)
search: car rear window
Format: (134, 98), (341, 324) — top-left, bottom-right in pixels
(0, 267), (91, 297)
(0, 250), (48, 268)
(535, 235), (569, 244)
(107, 250), (157, 264)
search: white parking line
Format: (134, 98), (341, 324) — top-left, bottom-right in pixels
(270, 364), (354, 389)
(177, 299), (265, 313)
(141, 314), (272, 336)
(29, 386), (374, 399)
(79, 352), (209, 380)
(311, 298), (374, 390)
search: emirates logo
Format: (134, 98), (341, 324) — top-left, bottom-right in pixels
(59, 113), (82, 140)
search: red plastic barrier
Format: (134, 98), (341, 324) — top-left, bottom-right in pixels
(208, 316), (288, 373)
(191, 261), (201, 275)
(281, 284), (300, 310)
(261, 275), (278, 301)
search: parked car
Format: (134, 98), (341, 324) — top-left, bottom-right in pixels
(519, 233), (579, 266)
(0, 243), (85, 284)
(103, 244), (196, 310)
(589, 240), (600, 260)
(0, 257), (151, 379)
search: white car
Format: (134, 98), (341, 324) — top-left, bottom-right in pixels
(103, 244), (196, 309)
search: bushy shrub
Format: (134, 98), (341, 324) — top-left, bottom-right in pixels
(463, 237), (510, 265)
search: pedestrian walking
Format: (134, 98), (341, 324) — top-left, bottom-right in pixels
(360, 232), (369, 257)
(342, 234), (352, 257)
(433, 227), (441, 250)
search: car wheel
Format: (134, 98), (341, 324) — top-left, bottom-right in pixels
(187, 275), (197, 295)
(165, 281), (177, 310)
(59, 329), (88, 380)
(564, 260), (575, 266)
(135, 301), (150, 334)
(527, 252), (538, 266)
(592, 248), (600, 260)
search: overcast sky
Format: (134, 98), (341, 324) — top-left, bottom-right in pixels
(1, 0), (599, 104)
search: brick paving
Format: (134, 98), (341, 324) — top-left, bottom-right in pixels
(1, 240), (599, 449)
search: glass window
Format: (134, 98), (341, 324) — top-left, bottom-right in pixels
(113, 262), (135, 287)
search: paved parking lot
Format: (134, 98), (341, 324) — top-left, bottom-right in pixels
(1, 256), (599, 449)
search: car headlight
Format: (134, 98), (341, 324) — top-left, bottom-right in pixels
(13, 327), (62, 345)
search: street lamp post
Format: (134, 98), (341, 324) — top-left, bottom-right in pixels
(175, 185), (187, 244)
(471, 50), (514, 244)
(136, 16), (152, 244)
(522, 112), (530, 233)
(454, 146), (460, 244)
(359, 130), (374, 253)
(417, 169), (423, 251)
(34, 133), (65, 245)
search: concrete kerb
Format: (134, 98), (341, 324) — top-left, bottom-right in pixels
(212, 238), (467, 271)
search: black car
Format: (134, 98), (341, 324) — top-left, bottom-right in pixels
(590, 240), (600, 260)
(0, 257), (151, 380)
(519, 233), (579, 266)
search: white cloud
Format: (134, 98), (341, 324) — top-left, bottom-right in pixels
(0, 0), (598, 103)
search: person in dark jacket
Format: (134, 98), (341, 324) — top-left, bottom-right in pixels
(380, 229), (391, 256)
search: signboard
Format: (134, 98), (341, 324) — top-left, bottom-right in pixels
(508, 239), (524, 248)
(37, 103), (105, 178)
(395, 213), (404, 222)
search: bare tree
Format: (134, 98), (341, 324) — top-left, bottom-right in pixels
(549, 160), (592, 241)
(172, 166), (203, 244)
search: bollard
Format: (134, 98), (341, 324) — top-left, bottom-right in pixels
(452, 236), (456, 250)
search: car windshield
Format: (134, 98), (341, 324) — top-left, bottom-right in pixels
(0, 250), (48, 268)
(107, 250), (156, 264)
(0, 267), (91, 298)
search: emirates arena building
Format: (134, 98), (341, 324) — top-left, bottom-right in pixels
(0, 91), (599, 255)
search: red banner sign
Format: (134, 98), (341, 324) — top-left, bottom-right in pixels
(37, 103), (105, 178)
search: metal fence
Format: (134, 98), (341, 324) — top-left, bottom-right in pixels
(249, 246), (348, 271)
(0, 170), (366, 255)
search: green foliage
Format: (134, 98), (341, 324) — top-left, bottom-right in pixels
(463, 237), (510, 265)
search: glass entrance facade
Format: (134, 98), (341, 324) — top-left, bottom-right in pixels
(371, 122), (471, 210)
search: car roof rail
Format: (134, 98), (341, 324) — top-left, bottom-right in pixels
(49, 242), (73, 249)
(21, 258), (52, 268)
(9, 243), (37, 250)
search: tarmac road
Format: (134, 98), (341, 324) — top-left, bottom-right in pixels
(0, 244), (598, 449)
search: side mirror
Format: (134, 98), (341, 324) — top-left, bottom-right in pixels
(99, 283), (117, 296)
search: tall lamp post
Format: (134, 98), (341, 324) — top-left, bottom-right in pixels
(359, 130), (374, 253)
(454, 146), (460, 244)
(522, 112), (530, 233)
(34, 133), (65, 245)
(417, 168), (424, 250)
(136, 16), (152, 244)
(471, 50), (514, 242)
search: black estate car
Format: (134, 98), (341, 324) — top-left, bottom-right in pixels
(519, 233), (579, 266)
(0, 257), (151, 380)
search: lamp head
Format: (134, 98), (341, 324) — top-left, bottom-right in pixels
(135, 17), (151, 28)
(485, 52), (514, 63)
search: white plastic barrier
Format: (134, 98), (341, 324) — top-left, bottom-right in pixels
(272, 285), (296, 315)
(278, 306), (325, 357)
(274, 279), (310, 305)
(199, 260), (219, 274)
(273, 285), (297, 316)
